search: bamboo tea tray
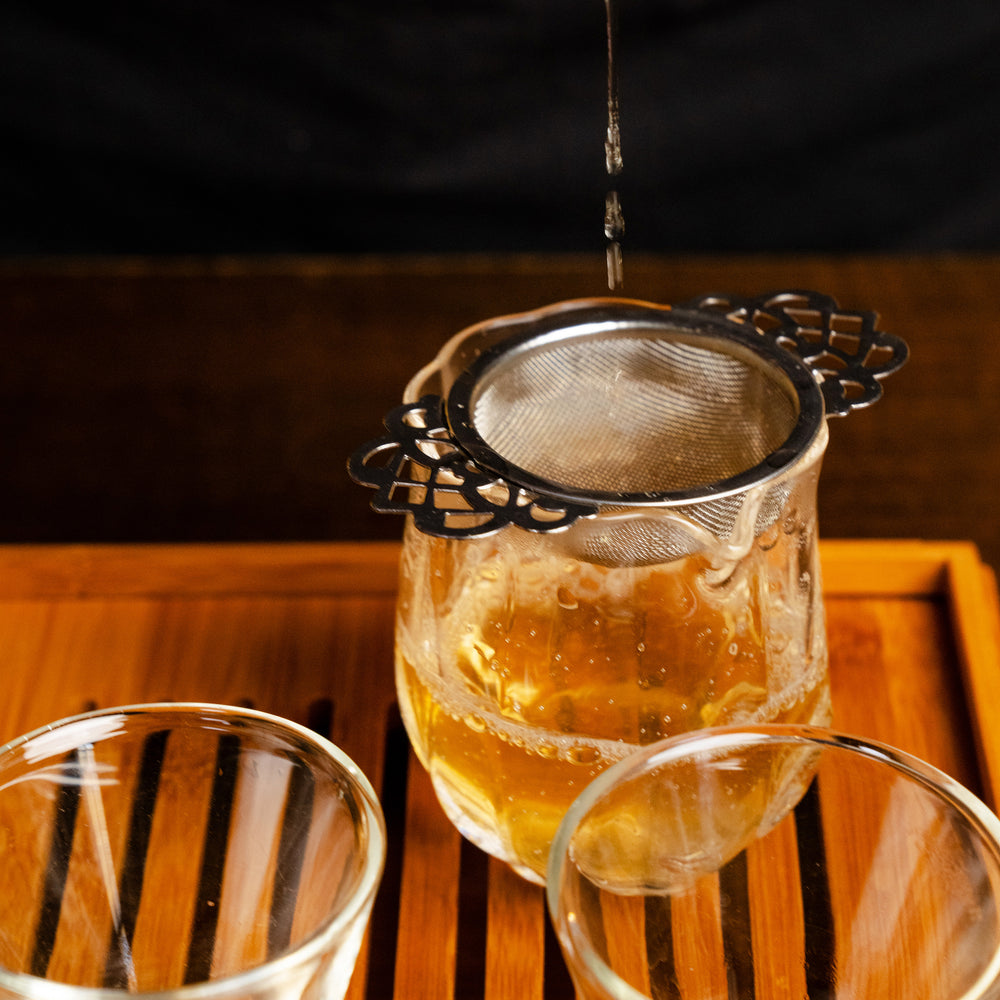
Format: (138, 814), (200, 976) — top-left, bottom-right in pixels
(0, 539), (998, 1000)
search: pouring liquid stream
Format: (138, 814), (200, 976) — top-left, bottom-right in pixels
(604, 0), (624, 290)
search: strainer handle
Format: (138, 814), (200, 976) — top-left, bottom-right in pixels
(682, 290), (909, 416)
(347, 395), (598, 538)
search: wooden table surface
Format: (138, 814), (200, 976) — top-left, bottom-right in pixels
(1, 253), (998, 571)
(1, 539), (998, 1000)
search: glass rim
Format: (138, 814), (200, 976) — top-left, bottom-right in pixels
(545, 723), (1000, 1000)
(0, 701), (387, 1000)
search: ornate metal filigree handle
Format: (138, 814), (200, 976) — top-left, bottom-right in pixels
(682, 290), (909, 416)
(348, 395), (598, 538)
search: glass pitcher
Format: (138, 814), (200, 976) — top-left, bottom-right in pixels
(351, 291), (907, 883)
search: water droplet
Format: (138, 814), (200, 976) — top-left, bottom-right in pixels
(606, 236), (624, 290)
(557, 586), (579, 610)
(605, 123), (623, 176)
(604, 190), (625, 239)
(567, 744), (601, 765)
(464, 714), (486, 733)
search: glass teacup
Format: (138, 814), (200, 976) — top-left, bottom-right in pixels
(547, 725), (1000, 1000)
(0, 703), (385, 1000)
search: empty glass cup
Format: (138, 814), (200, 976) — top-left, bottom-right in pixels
(0, 703), (386, 1000)
(547, 725), (1000, 1000)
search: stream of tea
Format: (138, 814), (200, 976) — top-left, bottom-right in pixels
(604, 0), (624, 290)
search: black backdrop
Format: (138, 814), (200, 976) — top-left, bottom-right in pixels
(3, 0), (999, 256)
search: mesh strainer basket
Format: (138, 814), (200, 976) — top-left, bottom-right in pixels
(350, 292), (906, 563)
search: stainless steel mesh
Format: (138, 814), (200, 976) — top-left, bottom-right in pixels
(469, 332), (800, 496)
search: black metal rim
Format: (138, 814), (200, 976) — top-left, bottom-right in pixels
(443, 302), (825, 508)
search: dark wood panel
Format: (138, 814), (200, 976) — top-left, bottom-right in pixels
(1, 254), (996, 569)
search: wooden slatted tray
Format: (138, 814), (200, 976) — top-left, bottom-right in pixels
(0, 539), (998, 999)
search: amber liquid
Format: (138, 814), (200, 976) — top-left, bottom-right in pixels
(395, 514), (830, 883)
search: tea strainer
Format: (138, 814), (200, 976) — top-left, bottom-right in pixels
(349, 291), (907, 547)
